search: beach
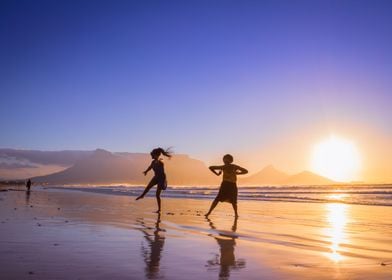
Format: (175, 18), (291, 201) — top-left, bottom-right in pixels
(1, 186), (391, 280)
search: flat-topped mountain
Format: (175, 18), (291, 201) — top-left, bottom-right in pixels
(32, 149), (218, 185)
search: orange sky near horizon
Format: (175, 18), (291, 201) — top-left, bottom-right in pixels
(204, 124), (392, 183)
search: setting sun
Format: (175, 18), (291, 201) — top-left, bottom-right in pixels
(311, 135), (361, 182)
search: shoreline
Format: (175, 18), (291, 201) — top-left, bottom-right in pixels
(49, 185), (392, 208)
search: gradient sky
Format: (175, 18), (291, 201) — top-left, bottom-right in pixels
(1, 0), (391, 181)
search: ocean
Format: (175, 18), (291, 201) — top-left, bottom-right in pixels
(54, 184), (392, 207)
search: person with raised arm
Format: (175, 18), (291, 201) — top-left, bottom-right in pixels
(205, 154), (248, 217)
(136, 147), (172, 213)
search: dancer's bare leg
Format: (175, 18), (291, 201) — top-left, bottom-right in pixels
(136, 179), (155, 200)
(155, 188), (162, 213)
(232, 203), (239, 218)
(205, 199), (219, 217)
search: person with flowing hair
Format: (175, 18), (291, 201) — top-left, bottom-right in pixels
(136, 147), (172, 213)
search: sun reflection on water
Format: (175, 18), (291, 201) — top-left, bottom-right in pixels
(327, 193), (348, 201)
(325, 203), (348, 262)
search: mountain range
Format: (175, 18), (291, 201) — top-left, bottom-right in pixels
(239, 165), (335, 185)
(0, 148), (335, 186)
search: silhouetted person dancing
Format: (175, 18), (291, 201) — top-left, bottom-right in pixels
(205, 154), (248, 217)
(136, 147), (172, 213)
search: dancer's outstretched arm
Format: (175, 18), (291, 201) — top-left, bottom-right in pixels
(235, 165), (248, 175)
(143, 162), (153, 176)
(209, 165), (223, 176)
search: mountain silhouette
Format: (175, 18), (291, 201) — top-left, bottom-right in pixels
(240, 165), (289, 185)
(2, 148), (335, 186)
(283, 171), (335, 185)
(240, 165), (335, 185)
(32, 149), (218, 185)
(32, 149), (142, 184)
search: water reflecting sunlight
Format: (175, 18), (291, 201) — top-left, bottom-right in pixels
(325, 203), (349, 262)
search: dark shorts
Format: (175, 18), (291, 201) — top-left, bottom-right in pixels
(150, 175), (167, 190)
(215, 181), (237, 204)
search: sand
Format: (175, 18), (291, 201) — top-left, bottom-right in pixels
(0, 186), (391, 279)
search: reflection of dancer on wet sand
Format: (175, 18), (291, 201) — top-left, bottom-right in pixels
(136, 148), (172, 213)
(206, 217), (245, 279)
(205, 154), (248, 217)
(138, 213), (165, 279)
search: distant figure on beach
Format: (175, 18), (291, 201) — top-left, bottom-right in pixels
(205, 154), (248, 217)
(26, 179), (32, 192)
(136, 147), (172, 213)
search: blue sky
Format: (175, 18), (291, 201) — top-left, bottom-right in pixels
(1, 0), (391, 176)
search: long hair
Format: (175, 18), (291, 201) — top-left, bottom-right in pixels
(151, 147), (173, 159)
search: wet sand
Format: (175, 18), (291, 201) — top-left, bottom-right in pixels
(0, 186), (391, 279)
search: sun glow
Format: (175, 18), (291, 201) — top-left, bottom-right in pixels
(311, 135), (361, 182)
